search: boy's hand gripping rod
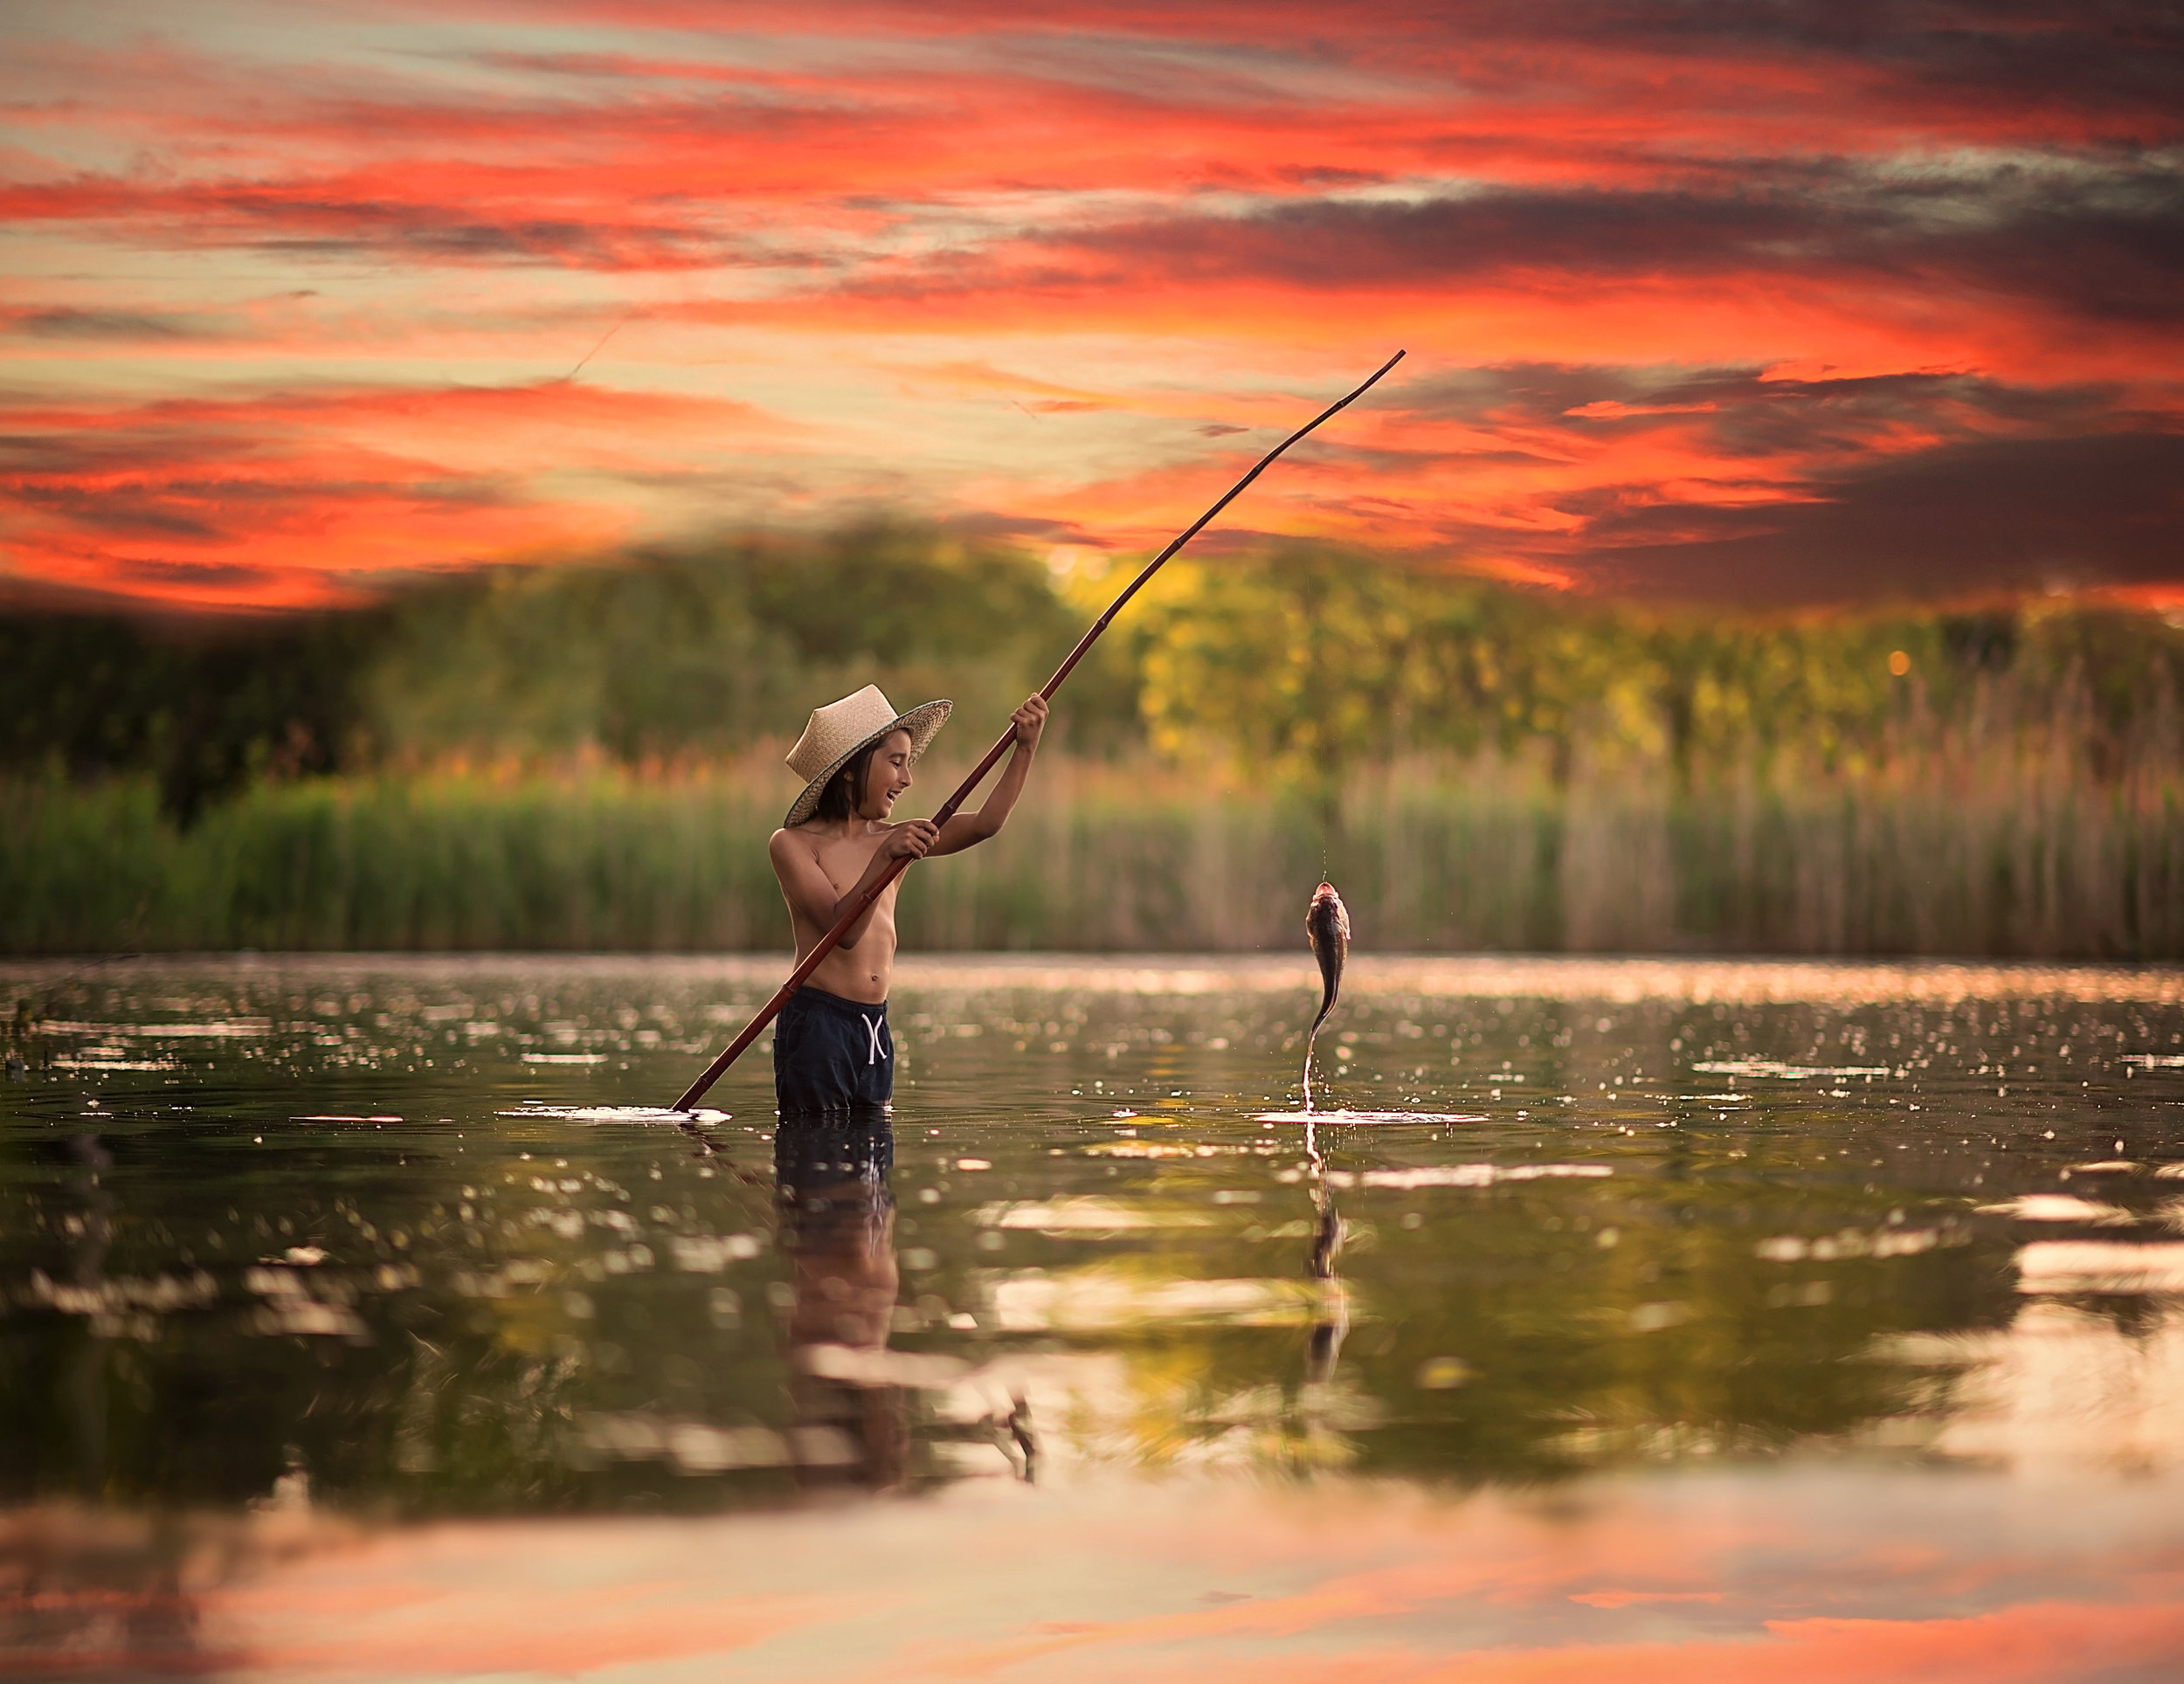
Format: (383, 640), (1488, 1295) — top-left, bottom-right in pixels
(672, 349), (1405, 1112)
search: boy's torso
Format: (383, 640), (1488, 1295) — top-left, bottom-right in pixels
(779, 820), (904, 1003)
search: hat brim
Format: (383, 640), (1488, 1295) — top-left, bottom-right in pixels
(783, 699), (952, 827)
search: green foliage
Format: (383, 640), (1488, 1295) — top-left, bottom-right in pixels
(0, 525), (1095, 823)
(9, 525), (2184, 956)
(0, 771), (781, 953)
(0, 606), (388, 824)
(1132, 549), (1526, 776)
(365, 525), (1091, 764)
(1125, 545), (2184, 785)
(5, 753), (2180, 957)
(12, 527), (2183, 806)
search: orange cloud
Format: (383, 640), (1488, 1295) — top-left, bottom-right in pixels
(0, 381), (785, 608)
(3, 0), (2180, 605)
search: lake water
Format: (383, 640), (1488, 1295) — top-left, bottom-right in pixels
(6, 952), (2184, 1680)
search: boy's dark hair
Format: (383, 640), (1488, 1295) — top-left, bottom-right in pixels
(812, 739), (881, 823)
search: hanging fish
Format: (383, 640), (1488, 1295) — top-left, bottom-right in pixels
(1303, 881), (1350, 1111)
(1306, 881), (1350, 1038)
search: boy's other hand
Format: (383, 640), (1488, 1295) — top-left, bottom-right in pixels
(1012, 694), (1048, 748)
(883, 820), (940, 860)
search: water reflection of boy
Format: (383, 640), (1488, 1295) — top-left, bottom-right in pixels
(773, 1109), (907, 1488)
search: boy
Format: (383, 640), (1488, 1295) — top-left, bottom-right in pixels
(768, 683), (1047, 1112)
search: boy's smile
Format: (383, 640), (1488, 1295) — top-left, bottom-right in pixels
(859, 731), (916, 821)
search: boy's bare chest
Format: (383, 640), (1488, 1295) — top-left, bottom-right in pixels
(811, 832), (895, 897)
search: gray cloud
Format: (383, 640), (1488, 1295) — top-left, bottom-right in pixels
(9, 308), (204, 340)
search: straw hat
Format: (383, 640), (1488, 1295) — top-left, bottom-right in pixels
(782, 685), (951, 826)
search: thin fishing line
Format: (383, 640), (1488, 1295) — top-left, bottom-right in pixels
(672, 349), (1406, 1111)
(564, 314), (637, 383)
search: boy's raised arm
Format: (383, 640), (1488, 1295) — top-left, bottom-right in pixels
(931, 695), (1047, 855)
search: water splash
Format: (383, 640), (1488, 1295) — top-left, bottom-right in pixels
(499, 1103), (730, 1124)
(1254, 1109), (1488, 1124)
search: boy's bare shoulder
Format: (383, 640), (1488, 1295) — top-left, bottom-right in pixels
(771, 819), (891, 861)
(771, 818), (901, 859)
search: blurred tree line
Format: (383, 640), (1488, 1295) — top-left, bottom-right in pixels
(1123, 548), (2184, 789)
(5, 523), (2181, 825)
(0, 602), (388, 826)
(0, 526), (1137, 824)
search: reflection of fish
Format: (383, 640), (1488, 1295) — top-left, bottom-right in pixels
(1305, 1202), (1348, 1384)
(1303, 882), (1350, 1112)
(1309, 1197), (1342, 1281)
(1303, 1120), (1346, 1384)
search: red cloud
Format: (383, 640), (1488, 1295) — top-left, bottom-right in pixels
(3, 1), (2179, 604)
(0, 381), (784, 609)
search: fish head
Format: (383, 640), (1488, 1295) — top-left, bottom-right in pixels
(1307, 881), (1351, 942)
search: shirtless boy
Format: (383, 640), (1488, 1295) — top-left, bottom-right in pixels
(768, 684), (1047, 1113)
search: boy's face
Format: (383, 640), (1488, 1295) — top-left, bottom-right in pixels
(856, 730), (916, 820)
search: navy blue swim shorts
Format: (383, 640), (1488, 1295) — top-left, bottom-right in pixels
(773, 985), (895, 1113)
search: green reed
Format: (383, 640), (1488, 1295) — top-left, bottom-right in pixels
(6, 742), (2180, 957)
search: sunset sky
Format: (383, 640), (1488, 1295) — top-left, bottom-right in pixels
(3, 1), (2181, 611)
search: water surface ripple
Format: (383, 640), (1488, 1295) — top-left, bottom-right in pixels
(5, 954), (2183, 1680)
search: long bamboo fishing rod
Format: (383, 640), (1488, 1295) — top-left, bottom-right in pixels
(672, 349), (1406, 1112)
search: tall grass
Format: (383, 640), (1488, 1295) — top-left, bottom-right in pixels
(7, 738), (2180, 958)
(0, 767), (782, 955)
